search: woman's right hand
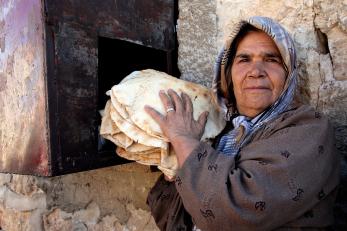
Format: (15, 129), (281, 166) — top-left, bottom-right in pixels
(144, 89), (209, 167)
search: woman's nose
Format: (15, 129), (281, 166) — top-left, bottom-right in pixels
(247, 61), (266, 78)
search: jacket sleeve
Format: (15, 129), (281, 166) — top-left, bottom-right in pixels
(147, 174), (193, 231)
(174, 107), (340, 230)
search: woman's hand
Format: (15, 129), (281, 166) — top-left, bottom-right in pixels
(144, 89), (209, 167)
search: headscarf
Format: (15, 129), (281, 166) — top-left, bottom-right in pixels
(213, 16), (298, 156)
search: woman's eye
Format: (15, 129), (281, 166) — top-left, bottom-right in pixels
(239, 58), (249, 62)
(266, 58), (280, 63)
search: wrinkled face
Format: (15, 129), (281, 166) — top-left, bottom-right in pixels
(231, 31), (286, 118)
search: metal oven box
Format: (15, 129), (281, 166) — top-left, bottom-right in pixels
(0, 0), (177, 176)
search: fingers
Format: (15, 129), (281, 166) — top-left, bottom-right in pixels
(159, 90), (175, 111)
(167, 89), (183, 112)
(155, 90), (195, 119)
(181, 92), (193, 115)
(144, 105), (164, 125)
(198, 111), (209, 127)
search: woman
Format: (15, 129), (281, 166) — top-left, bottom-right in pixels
(145, 16), (340, 230)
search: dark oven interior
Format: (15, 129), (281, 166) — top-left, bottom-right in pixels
(44, 0), (179, 175)
(97, 36), (180, 159)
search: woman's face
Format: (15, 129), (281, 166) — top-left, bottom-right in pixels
(231, 31), (286, 118)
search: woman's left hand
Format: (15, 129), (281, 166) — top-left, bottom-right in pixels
(144, 89), (209, 166)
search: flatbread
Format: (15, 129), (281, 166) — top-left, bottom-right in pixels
(111, 133), (134, 149)
(108, 90), (130, 120)
(109, 89), (163, 140)
(117, 145), (178, 177)
(100, 100), (120, 135)
(111, 69), (226, 140)
(109, 104), (164, 148)
(100, 69), (226, 177)
(158, 143), (178, 178)
(100, 100), (134, 148)
(125, 142), (155, 153)
(116, 146), (161, 165)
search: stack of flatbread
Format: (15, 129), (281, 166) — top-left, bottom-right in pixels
(100, 69), (226, 177)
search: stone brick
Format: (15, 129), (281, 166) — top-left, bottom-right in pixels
(43, 208), (73, 231)
(177, 0), (218, 86)
(72, 202), (100, 225)
(4, 186), (46, 211)
(125, 204), (159, 231)
(0, 174), (11, 186)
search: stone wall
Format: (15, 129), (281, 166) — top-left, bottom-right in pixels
(0, 163), (160, 230)
(0, 0), (346, 230)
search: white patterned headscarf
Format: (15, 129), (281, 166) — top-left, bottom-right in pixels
(213, 16), (298, 156)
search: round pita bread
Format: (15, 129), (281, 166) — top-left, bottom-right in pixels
(111, 69), (226, 140)
(100, 100), (134, 148)
(100, 100), (119, 135)
(109, 104), (164, 147)
(125, 142), (155, 153)
(109, 90), (130, 120)
(116, 147), (161, 165)
(101, 69), (226, 177)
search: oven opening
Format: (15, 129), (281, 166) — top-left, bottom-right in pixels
(97, 36), (179, 154)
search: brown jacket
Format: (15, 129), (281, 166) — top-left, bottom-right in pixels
(148, 104), (340, 230)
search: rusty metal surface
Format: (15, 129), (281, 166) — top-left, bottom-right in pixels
(0, 0), (50, 175)
(0, 0), (176, 175)
(44, 0), (176, 175)
(45, 0), (175, 51)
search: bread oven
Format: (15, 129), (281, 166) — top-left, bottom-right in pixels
(0, 0), (178, 175)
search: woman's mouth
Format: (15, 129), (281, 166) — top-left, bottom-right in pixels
(244, 86), (270, 90)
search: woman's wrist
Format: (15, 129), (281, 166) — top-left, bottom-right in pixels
(170, 136), (200, 167)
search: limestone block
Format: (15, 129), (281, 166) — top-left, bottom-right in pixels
(91, 215), (123, 231)
(0, 204), (31, 231)
(313, 0), (347, 33)
(29, 208), (46, 231)
(317, 80), (347, 125)
(125, 204), (159, 231)
(326, 28), (347, 81)
(72, 201), (100, 225)
(319, 54), (335, 82)
(177, 0), (218, 86)
(46, 164), (159, 224)
(0, 204), (45, 231)
(43, 205), (97, 231)
(216, 0), (313, 47)
(0, 174), (11, 186)
(43, 202), (159, 231)
(312, 0), (347, 82)
(0, 185), (6, 201)
(4, 186), (46, 211)
(72, 222), (88, 231)
(305, 50), (322, 105)
(7, 175), (40, 196)
(43, 208), (73, 231)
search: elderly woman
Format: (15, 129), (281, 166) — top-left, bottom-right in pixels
(145, 16), (340, 230)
